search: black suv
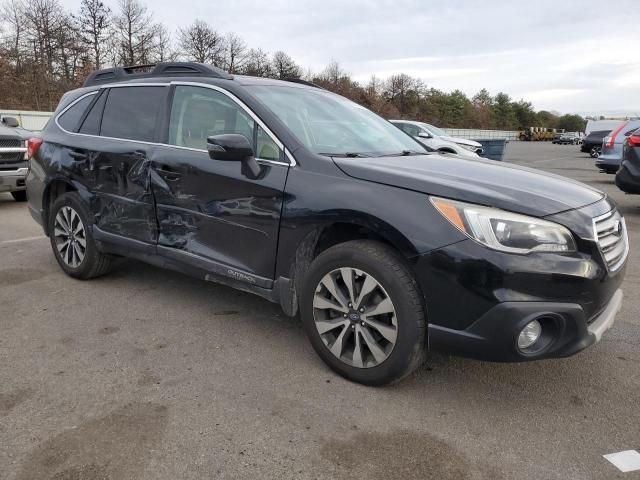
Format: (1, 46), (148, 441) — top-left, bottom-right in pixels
(26, 63), (628, 385)
(581, 130), (611, 158)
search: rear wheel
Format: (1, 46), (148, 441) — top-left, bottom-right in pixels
(48, 192), (113, 279)
(300, 240), (426, 386)
(11, 190), (27, 202)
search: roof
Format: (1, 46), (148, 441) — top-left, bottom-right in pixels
(83, 62), (323, 91)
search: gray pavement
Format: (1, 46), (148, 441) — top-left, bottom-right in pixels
(1, 142), (639, 479)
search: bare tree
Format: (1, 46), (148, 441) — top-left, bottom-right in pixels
(114, 0), (155, 65)
(178, 19), (224, 64)
(223, 32), (246, 73)
(152, 24), (177, 62)
(76, 0), (111, 69)
(242, 48), (271, 77)
(271, 50), (301, 79)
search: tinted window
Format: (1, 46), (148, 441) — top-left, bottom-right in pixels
(100, 87), (166, 142)
(58, 94), (95, 132)
(168, 86), (256, 151)
(398, 123), (420, 137)
(79, 90), (107, 135)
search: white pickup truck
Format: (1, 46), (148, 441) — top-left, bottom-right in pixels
(0, 116), (31, 201)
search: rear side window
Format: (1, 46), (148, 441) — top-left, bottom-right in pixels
(79, 90), (107, 135)
(100, 86), (166, 142)
(58, 94), (96, 132)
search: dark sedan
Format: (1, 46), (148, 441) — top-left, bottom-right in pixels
(581, 130), (610, 158)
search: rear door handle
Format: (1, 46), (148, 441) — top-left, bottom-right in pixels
(69, 150), (87, 160)
(156, 168), (182, 181)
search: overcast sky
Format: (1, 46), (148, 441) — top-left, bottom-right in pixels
(66, 0), (640, 116)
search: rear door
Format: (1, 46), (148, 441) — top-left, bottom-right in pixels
(75, 85), (168, 244)
(150, 84), (289, 283)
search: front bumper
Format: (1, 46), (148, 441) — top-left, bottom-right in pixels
(0, 167), (28, 193)
(428, 289), (622, 361)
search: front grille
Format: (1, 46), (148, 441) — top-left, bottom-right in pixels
(594, 210), (628, 271)
(0, 138), (22, 148)
(0, 151), (24, 163)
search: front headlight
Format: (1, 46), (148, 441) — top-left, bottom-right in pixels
(459, 143), (478, 152)
(431, 197), (576, 254)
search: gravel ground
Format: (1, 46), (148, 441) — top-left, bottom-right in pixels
(1, 141), (638, 480)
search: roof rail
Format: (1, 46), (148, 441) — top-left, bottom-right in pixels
(282, 78), (324, 89)
(83, 62), (233, 87)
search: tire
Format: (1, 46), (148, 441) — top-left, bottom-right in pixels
(48, 192), (113, 279)
(590, 146), (601, 158)
(300, 240), (426, 386)
(11, 190), (27, 202)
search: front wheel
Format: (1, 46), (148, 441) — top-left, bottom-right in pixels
(590, 146), (601, 158)
(300, 240), (426, 386)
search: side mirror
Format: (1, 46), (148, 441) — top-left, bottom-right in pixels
(207, 134), (254, 161)
(207, 134), (263, 178)
(418, 131), (432, 139)
(1, 116), (19, 128)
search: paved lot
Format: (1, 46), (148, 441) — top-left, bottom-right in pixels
(1, 142), (639, 480)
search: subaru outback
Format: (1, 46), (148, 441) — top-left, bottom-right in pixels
(26, 63), (628, 385)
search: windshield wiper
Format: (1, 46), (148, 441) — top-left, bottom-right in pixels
(319, 152), (372, 158)
(384, 150), (424, 157)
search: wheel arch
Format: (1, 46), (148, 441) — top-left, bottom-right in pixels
(280, 214), (418, 317)
(42, 178), (89, 236)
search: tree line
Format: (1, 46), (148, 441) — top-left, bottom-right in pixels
(0, 0), (586, 132)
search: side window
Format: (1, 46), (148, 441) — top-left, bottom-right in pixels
(168, 86), (281, 161)
(58, 94), (95, 132)
(400, 123), (419, 137)
(256, 125), (280, 161)
(100, 86), (166, 142)
(169, 86), (255, 150)
(79, 90), (107, 135)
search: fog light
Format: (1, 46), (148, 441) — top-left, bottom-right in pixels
(518, 320), (542, 350)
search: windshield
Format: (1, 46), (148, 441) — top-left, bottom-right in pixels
(249, 86), (425, 156)
(421, 123), (447, 137)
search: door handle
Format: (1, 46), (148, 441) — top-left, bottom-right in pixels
(156, 168), (181, 181)
(69, 150), (87, 160)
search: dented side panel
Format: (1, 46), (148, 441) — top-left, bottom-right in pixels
(150, 146), (288, 279)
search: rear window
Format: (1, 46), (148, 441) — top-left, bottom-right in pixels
(79, 90), (107, 136)
(58, 94), (96, 132)
(100, 86), (166, 142)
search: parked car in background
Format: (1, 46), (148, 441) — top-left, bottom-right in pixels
(552, 132), (583, 145)
(0, 116), (31, 201)
(581, 130), (611, 158)
(26, 62), (627, 385)
(390, 120), (482, 158)
(596, 120), (640, 174)
(615, 127), (640, 194)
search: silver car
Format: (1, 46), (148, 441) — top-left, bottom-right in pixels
(0, 116), (31, 201)
(596, 119), (640, 174)
(391, 120), (483, 158)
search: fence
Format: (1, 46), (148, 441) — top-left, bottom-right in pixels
(442, 128), (520, 140)
(0, 110), (51, 132)
(2, 110), (523, 140)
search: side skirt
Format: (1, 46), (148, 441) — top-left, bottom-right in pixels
(92, 226), (295, 308)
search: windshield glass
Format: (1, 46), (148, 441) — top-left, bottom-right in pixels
(421, 123), (447, 137)
(249, 86), (425, 156)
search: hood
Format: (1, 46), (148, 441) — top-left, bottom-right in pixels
(0, 124), (33, 141)
(440, 136), (482, 148)
(333, 153), (604, 217)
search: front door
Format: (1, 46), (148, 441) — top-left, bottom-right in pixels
(151, 85), (289, 284)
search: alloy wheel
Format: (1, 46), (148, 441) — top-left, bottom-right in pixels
(312, 267), (397, 368)
(54, 206), (87, 268)
(590, 146), (601, 158)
